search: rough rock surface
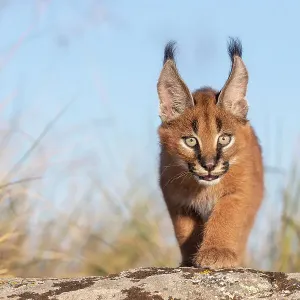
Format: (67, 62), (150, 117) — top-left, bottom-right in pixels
(1, 267), (300, 299)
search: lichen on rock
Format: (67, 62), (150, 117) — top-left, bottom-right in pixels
(1, 267), (300, 299)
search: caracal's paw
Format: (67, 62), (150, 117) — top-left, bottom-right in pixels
(179, 260), (193, 267)
(193, 247), (238, 269)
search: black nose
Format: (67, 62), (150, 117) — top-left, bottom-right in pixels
(201, 159), (216, 171)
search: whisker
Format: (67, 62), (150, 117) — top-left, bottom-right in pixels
(163, 170), (189, 188)
(180, 172), (193, 185)
(160, 162), (186, 176)
(172, 172), (188, 183)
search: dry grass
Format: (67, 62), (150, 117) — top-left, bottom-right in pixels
(0, 133), (299, 277)
(0, 113), (180, 277)
(0, 94), (297, 277)
(0, 177), (179, 277)
(0, 112), (298, 277)
(276, 157), (300, 272)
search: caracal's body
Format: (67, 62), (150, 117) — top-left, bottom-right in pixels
(157, 38), (264, 268)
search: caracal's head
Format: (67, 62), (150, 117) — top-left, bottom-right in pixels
(157, 38), (250, 186)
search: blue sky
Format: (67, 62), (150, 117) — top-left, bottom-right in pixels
(1, 1), (298, 167)
(0, 1), (299, 261)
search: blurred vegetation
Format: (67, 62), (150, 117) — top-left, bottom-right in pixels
(0, 85), (298, 280)
(276, 157), (300, 272)
(0, 136), (179, 278)
(0, 95), (297, 277)
(0, 120), (180, 277)
(0, 121), (299, 278)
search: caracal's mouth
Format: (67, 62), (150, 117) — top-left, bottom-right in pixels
(197, 174), (220, 182)
(194, 173), (222, 186)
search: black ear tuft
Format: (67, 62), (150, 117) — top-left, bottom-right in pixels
(163, 40), (177, 65)
(227, 37), (242, 62)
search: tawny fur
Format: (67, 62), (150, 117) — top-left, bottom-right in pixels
(157, 39), (264, 269)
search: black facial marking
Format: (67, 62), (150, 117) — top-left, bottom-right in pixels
(223, 161), (229, 172)
(194, 144), (201, 156)
(216, 118), (222, 132)
(192, 119), (198, 134)
(199, 156), (207, 169)
(196, 154), (202, 166)
(193, 143), (202, 165)
(216, 143), (222, 162)
(188, 162), (196, 172)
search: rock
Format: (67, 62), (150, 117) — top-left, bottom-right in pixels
(1, 267), (300, 299)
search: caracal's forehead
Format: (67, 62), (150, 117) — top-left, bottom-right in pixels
(183, 92), (237, 136)
(193, 99), (220, 135)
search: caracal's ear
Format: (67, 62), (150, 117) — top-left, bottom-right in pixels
(217, 37), (249, 120)
(157, 41), (194, 123)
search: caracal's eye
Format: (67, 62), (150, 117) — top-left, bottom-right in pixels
(184, 137), (197, 147)
(218, 134), (232, 146)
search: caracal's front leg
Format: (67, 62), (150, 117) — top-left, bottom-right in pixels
(169, 208), (204, 267)
(193, 194), (255, 269)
